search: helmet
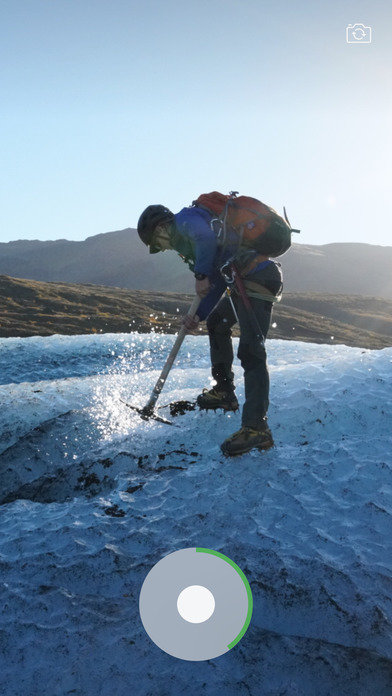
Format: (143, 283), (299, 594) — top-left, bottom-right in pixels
(137, 205), (174, 251)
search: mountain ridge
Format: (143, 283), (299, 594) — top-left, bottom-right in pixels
(1, 229), (392, 299)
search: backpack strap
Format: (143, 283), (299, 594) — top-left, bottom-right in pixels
(242, 279), (282, 303)
(219, 191), (243, 253)
(239, 254), (270, 277)
(220, 192), (238, 247)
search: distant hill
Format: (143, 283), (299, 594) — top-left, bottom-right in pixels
(1, 275), (391, 350)
(1, 230), (392, 299)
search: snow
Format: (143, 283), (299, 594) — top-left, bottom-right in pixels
(0, 333), (391, 695)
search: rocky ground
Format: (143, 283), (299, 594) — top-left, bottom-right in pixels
(1, 274), (392, 349)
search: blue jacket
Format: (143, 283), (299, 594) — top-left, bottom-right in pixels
(172, 207), (230, 320)
(172, 206), (279, 321)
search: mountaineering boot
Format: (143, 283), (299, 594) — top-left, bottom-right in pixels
(196, 386), (239, 412)
(220, 420), (274, 456)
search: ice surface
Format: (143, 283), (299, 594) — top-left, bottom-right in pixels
(0, 333), (391, 695)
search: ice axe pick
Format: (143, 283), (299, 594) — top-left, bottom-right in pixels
(121, 296), (200, 425)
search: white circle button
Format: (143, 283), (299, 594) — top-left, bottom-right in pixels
(177, 585), (215, 624)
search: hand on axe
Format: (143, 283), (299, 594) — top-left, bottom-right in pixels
(182, 312), (200, 334)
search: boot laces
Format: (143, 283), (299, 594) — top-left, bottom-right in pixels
(230, 426), (266, 440)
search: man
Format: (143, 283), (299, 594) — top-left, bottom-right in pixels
(137, 200), (283, 456)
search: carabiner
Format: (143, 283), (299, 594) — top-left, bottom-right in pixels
(220, 261), (235, 285)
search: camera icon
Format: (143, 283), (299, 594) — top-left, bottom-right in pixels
(346, 23), (372, 43)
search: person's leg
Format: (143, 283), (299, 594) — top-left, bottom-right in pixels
(207, 294), (237, 390)
(197, 294), (239, 410)
(220, 297), (274, 455)
(236, 297), (272, 428)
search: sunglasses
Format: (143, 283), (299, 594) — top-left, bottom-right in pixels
(149, 227), (171, 254)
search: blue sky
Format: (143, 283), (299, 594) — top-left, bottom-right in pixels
(1, 0), (391, 245)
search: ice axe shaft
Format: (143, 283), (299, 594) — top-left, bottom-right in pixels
(141, 295), (200, 416)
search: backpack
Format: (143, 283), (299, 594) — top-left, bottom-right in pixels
(192, 191), (299, 257)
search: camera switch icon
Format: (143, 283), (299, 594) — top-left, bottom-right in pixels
(346, 24), (372, 43)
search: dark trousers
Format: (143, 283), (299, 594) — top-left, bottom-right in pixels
(206, 292), (273, 428)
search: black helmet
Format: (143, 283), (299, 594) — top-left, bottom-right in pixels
(137, 204), (174, 250)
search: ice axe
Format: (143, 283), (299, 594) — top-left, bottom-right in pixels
(121, 296), (200, 425)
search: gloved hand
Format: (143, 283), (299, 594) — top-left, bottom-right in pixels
(182, 313), (200, 334)
(195, 277), (210, 297)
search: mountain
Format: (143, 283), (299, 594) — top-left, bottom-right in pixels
(1, 230), (392, 299)
(283, 242), (392, 298)
(1, 275), (391, 349)
(0, 229), (192, 293)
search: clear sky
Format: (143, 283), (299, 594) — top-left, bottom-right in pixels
(1, 0), (391, 245)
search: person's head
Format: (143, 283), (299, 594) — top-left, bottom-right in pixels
(137, 204), (174, 254)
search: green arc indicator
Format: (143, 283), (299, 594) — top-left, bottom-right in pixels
(196, 547), (253, 649)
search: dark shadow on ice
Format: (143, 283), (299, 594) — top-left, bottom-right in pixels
(0, 410), (127, 504)
(0, 409), (200, 504)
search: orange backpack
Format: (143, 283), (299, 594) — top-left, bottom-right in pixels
(192, 191), (298, 257)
